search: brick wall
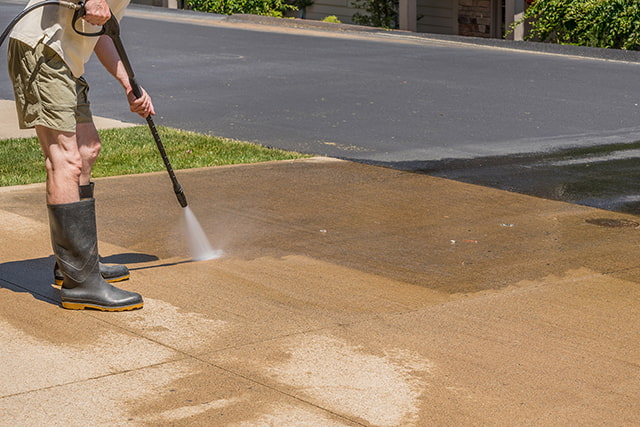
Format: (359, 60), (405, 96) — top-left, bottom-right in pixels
(458, 0), (492, 38)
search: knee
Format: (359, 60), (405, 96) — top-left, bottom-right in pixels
(44, 150), (83, 180)
(36, 127), (84, 177)
(79, 137), (102, 164)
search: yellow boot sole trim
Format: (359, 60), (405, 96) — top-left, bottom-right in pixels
(61, 301), (143, 311)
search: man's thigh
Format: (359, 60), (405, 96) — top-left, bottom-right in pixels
(8, 39), (92, 132)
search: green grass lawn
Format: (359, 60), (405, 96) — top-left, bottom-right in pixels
(0, 126), (309, 187)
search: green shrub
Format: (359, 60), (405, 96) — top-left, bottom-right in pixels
(518, 0), (640, 50)
(322, 15), (341, 23)
(352, 0), (398, 29)
(185, 0), (295, 17)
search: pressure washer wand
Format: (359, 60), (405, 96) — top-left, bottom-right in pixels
(74, 9), (188, 208)
(103, 17), (188, 208)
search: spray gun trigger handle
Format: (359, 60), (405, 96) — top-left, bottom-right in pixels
(71, 2), (116, 37)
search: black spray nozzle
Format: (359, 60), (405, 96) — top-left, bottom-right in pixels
(175, 186), (188, 208)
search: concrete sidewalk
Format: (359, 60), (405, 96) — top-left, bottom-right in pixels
(1, 104), (639, 425)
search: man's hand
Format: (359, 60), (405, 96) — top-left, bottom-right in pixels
(83, 0), (111, 26)
(127, 87), (156, 119)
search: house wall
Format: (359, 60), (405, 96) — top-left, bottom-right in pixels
(306, 0), (459, 35)
(457, 0), (492, 37)
(133, 0), (164, 7)
(304, 0), (359, 24)
(417, 0), (458, 35)
(138, 0), (487, 38)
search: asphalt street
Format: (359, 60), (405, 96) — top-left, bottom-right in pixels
(2, 1), (640, 211)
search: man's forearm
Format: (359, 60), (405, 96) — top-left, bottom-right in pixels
(94, 35), (132, 94)
(93, 34), (156, 118)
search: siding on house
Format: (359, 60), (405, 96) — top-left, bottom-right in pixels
(417, 0), (458, 34)
(305, 0), (459, 35)
(304, 0), (359, 24)
(137, 0), (497, 38)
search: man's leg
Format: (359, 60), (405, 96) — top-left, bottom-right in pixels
(50, 122), (131, 286)
(36, 124), (141, 310)
(76, 122), (101, 187)
(35, 126), (82, 205)
(9, 39), (140, 310)
(48, 196), (143, 311)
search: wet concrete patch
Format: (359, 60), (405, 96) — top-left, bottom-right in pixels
(336, 267), (640, 425)
(364, 140), (640, 214)
(585, 218), (640, 228)
(3, 154), (640, 424)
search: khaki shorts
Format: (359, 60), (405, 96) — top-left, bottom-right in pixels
(7, 38), (93, 133)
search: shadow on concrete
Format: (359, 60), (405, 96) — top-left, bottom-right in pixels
(0, 253), (161, 307)
(99, 252), (202, 273)
(128, 259), (195, 272)
(0, 256), (60, 306)
(101, 253), (159, 265)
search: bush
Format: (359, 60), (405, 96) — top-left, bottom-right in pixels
(185, 0), (295, 17)
(518, 0), (640, 50)
(322, 15), (341, 23)
(352, 0), (399, 29)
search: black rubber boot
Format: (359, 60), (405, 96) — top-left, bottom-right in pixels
(48, 199), (143, 311)
(78, 182), (95, 199)
(54, 262), (130, 286)
(52, 182), (130, 286)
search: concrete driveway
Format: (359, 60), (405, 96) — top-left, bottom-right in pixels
(1, 4), (640, 424)
(1, 154), (639, 425)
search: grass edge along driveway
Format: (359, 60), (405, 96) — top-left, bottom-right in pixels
(0, 126), (310, 187)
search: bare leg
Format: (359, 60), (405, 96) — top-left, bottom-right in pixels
(46, 122), (131, 285)
(76, 122), (102, 186)
(35, 126), (82, 205)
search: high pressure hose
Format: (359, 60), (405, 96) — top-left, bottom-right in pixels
(0, 1), (80, 47)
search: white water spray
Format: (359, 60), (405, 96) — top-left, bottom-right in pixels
(183, 206), (223, 261)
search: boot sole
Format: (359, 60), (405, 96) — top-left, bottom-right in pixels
(55, 273), (131, 287)
(61, 301), (143, 311)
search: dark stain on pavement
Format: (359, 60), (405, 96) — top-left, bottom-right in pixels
(363, 140), (640, 215)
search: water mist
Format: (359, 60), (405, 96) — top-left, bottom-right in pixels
(183, 206), (223, 261)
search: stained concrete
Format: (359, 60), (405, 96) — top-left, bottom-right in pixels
(1, 110), (639, 424)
